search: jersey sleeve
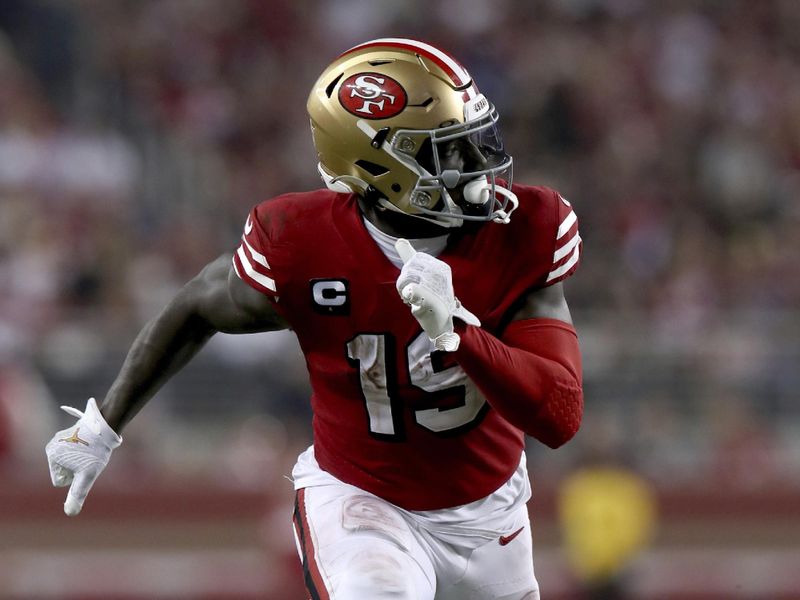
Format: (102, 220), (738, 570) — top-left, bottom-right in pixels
(231, 207), (279, 298)
(545, 192), (582, 285)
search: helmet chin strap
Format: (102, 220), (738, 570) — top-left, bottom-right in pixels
(319, 161), (463, 229)
(376, 195), (464, 229)
(458, 176), (519, 224)
(320, 160), (517, 227)
(489, 185), (519, 224)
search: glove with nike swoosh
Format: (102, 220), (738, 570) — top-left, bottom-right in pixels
(45, 398), (122, 516)
(395, 238), (480, 351)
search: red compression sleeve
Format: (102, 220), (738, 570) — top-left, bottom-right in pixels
(454, 318), (583, 448)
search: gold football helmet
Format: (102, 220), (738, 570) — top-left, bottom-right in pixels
(307, 38), (518, 228)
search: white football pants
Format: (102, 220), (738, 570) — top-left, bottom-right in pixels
(292, 481), (540, 600)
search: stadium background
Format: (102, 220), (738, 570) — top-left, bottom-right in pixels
(1, 0), (798, 598)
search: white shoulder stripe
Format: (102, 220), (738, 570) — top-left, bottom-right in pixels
(237, 245), (276, 292)
(553, 232), (581, 262)
(547, 245), (580, 282)
(557, 211), (577, 239)
(243, 236), (270, 269)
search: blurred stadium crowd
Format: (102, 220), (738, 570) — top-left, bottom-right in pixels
(1, 0), (799, 497)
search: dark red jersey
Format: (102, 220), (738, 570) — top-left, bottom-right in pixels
(232, 184), (580, 510)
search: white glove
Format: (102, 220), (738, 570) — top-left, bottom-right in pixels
(395, 238), (480, 351)
(45, 398), (122, 516)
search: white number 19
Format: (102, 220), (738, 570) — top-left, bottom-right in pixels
(346, 332), (487, 439)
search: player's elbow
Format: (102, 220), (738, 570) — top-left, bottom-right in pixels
(527, 384), (583, 449)
(536, 416), (581, 449)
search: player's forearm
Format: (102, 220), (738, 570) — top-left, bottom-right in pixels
(454, 318), (583, 448)
(100, 298), (216, 432)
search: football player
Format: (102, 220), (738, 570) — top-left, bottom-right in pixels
(46, 38), (583, 600)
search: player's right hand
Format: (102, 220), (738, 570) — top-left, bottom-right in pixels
(45, 398), (122, 517)
(395, 239), (480, 351)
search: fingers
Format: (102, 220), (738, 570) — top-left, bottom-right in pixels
(395, 238), (416, 264)
(64, 468), (100, 517)
(46, 436), (73, 487)
(47, 455), (74, 487)
(402, 285), (440, 322)
(400, 283), (419, 305)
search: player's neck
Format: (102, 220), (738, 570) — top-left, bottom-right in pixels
(357, 197), (453, 239)
(362, 217), (449, 267)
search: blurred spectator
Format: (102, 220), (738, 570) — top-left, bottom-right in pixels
(558, 464), (658, 600)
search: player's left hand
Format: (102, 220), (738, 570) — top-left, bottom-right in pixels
(45, 398), (122, 517)
(395, 238), (480, 351)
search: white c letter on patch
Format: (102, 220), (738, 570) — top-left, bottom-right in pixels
(312, 280), (347, 306)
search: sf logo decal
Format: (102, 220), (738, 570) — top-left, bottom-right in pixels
(310, 278), (350, 315)
(339, 73), (407, 119)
